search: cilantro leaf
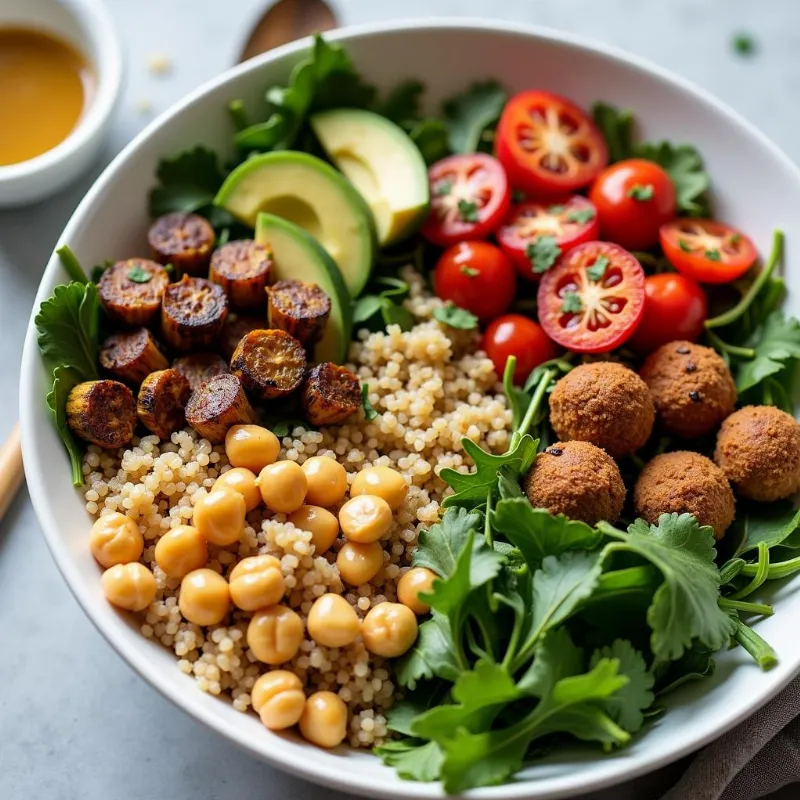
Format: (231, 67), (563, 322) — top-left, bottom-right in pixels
(127, 264), (152, 283)
(433, 178), (453, 196)
(361, 384), (378, 421)
(654, 644), (715, 695)
(732, 502), (800, 556)
(433, 302), (478, 330)
(561, 292), (583, 314)
(601, 514), (736, 660)
(493, 499), (601, 569)
(586, 255), (610, 282)
(627, 183), (654, 201)
(736, 311), (800, 392)
(353, 277), (414, 332)
(352, 295), (384, 324)
(566, 207), (596, 224)
(457, 199), (479, 222)
(395, 612), (463, 689)
(589, 640), (654, 732)
(526, 236), (562, 274)
(47, 366), (86, 486)
(148, 146), (226, 217)
(442, 81), (507, 153)
(592, 103), (635, 163)
(636, 141), (710, 216)
(733, 33), (756, 56)
(374, 739), (443, 782)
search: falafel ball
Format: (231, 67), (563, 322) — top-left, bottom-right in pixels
(549, 362), (655, 458)
(633, 451), (735, 539)
(714, 405), (800, 502)
(640, 341), (736, 439)
(523, 440), (626, 525)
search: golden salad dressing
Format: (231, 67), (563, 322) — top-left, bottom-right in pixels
(0, 27), (95, 166)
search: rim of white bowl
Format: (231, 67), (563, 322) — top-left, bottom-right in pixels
(0, 0), (123, 182)
(20, 17), (800, 800)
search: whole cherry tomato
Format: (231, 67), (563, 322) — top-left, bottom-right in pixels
(482, 314), (559, 385)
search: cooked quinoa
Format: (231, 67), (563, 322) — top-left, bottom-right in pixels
(81, 267), (512, 748)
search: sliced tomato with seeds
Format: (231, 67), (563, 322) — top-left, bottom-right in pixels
(660, 219), (757, 284)
(537, 241), (645, 353)
(495, 91), (608, 195)
(420, 153), (511, 247)
(496, 196), (600, 280)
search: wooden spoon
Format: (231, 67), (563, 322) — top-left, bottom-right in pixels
(0, 0), (339, 525)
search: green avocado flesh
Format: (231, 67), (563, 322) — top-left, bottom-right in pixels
(254, 212), (352, 364)
(215, 150), (376, 297)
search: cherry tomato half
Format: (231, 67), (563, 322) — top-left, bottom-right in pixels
(589, 159), (677, 251)
(483, 315), (560, 385)
(629, 273), (708, 354)
(420, 153), (511, 247)
(434, 241), (516, 322)
(537, 241), (645, 353)
(496, 196), (600, 280)
(495, 91), (608, 196)
(660, 219), (758, 284)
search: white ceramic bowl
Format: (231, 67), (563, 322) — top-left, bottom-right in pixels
(0, 0), (123, 207)
(19, 19), (800, 800)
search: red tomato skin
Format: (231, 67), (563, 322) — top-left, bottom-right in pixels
(629, 274), (708, 354)
(496, 196), (600, 280)
(660, 220), (758, 284)
(482, 314), (560, 385)
(495, 91), (608, 195)
(434, 241), (517, 322)
(537, 241), (646, 354)
(420, 153), (511, 247)
(589, 159), (677, 250)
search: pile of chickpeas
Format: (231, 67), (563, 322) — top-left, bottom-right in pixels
(90, 424), (438, 749)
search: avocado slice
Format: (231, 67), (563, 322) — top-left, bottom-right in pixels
(310, 109), (430, 246)
(254, 213), (351, 364)
(215, 151), (376, 297)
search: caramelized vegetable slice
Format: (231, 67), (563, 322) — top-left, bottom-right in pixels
(231, 329), (306, 400)
(185, 373), (255, 443)
(97, 259), (169, 327)
(148, 212), (215, 276)
(99, 328), (168, 385)
(137, 368), (191, 439)
(66, 380), (137, 449)
(173, 353), (229, 393)
(221, 314), (264, 361)
(161, 275), (228, 352)
(209, 239), (272, 310)
(268, 280), (332, 351)
(301, 363), (361, 425)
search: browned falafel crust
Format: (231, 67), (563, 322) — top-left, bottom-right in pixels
(640, 341), (736, 439)
(549, 362), (655, 458)
(714, 405), (800, 502)
(633, 451), (735, 539)
(523, 440), (626, 526)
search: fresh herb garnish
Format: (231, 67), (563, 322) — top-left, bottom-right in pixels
(442, 80), (507, 154)
(127, 264), (153, 283)
(705, 249), (722, 261)
(566, 207), (596, 224)
(433, 302), (479, 330)
(733, 33), (756, 57)
(526, 236), (562, 274)
(561, 292), (583, 314)
(627, 183), (654, 201)
(547, 204), (567, 215)
(361, 383), (379, 421)
(457, 199), (479, 223)
(148, 145), (227, 217)
(434, 178), (453, 197)
(587, 255), (610, 282)
(459, 265), (479, 277)
(353, 276), (414, 332)
(679, 239), (693, 253)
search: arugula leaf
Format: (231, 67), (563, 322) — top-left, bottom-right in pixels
(493, 499), (601, 569)
(361, 384), (378, 421)
(148, 146), (226, 217)
(440, 434), (538, 509)
(376, 79), (425, 125)
(374, 739), (443, 782)
(413, 507), (483, 578)
(409, 119), (451, 165)
(592, 103), (635, 163)
(526, 236), (561, 275)
(433, 302), (478, 330)
(636, 141), (710, 216)
(736, 311), (800, 393)
(35, 282), (99, 380)
(47, 366), (85, 486)
(442, 81), (507, 153)
(395, 612), (463, 689)
(496, 464), (525, 501)
(601, 514), (736, 660)
(589, 640), (654, 732)
(732, 502), (800, 556)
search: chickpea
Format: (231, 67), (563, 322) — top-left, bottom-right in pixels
(89, 512), (143, 568)
(361, 602), (418, 657)
(251, 670), (305, 730)
(101, 562), (156, 612)
(397, 567), (437, 615)
(258, 461), (307, 514)
(213, 467), (260, 512)
(288, 505), (339, 555)
(299, 691), (348, 748)
(336, 541), (384, 586)
(225, 424), (279, 472)
(154, 525), (208, 579)
(193, 487), (245, 546)
(247, 605), (304, 664)
(302, 456), (347, 507)
(307, 593), (360, 648)
(350, 466), (408, 511)
(229, 555), (285, 611)
(179, 568), (230, 626)
(338, 495), (393, 543)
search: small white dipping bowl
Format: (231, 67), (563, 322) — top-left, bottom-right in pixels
(0, 0), (123, 207)
(19, 18), (800, 800)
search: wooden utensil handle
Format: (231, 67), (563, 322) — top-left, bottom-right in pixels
(0, 424), (24, 523)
